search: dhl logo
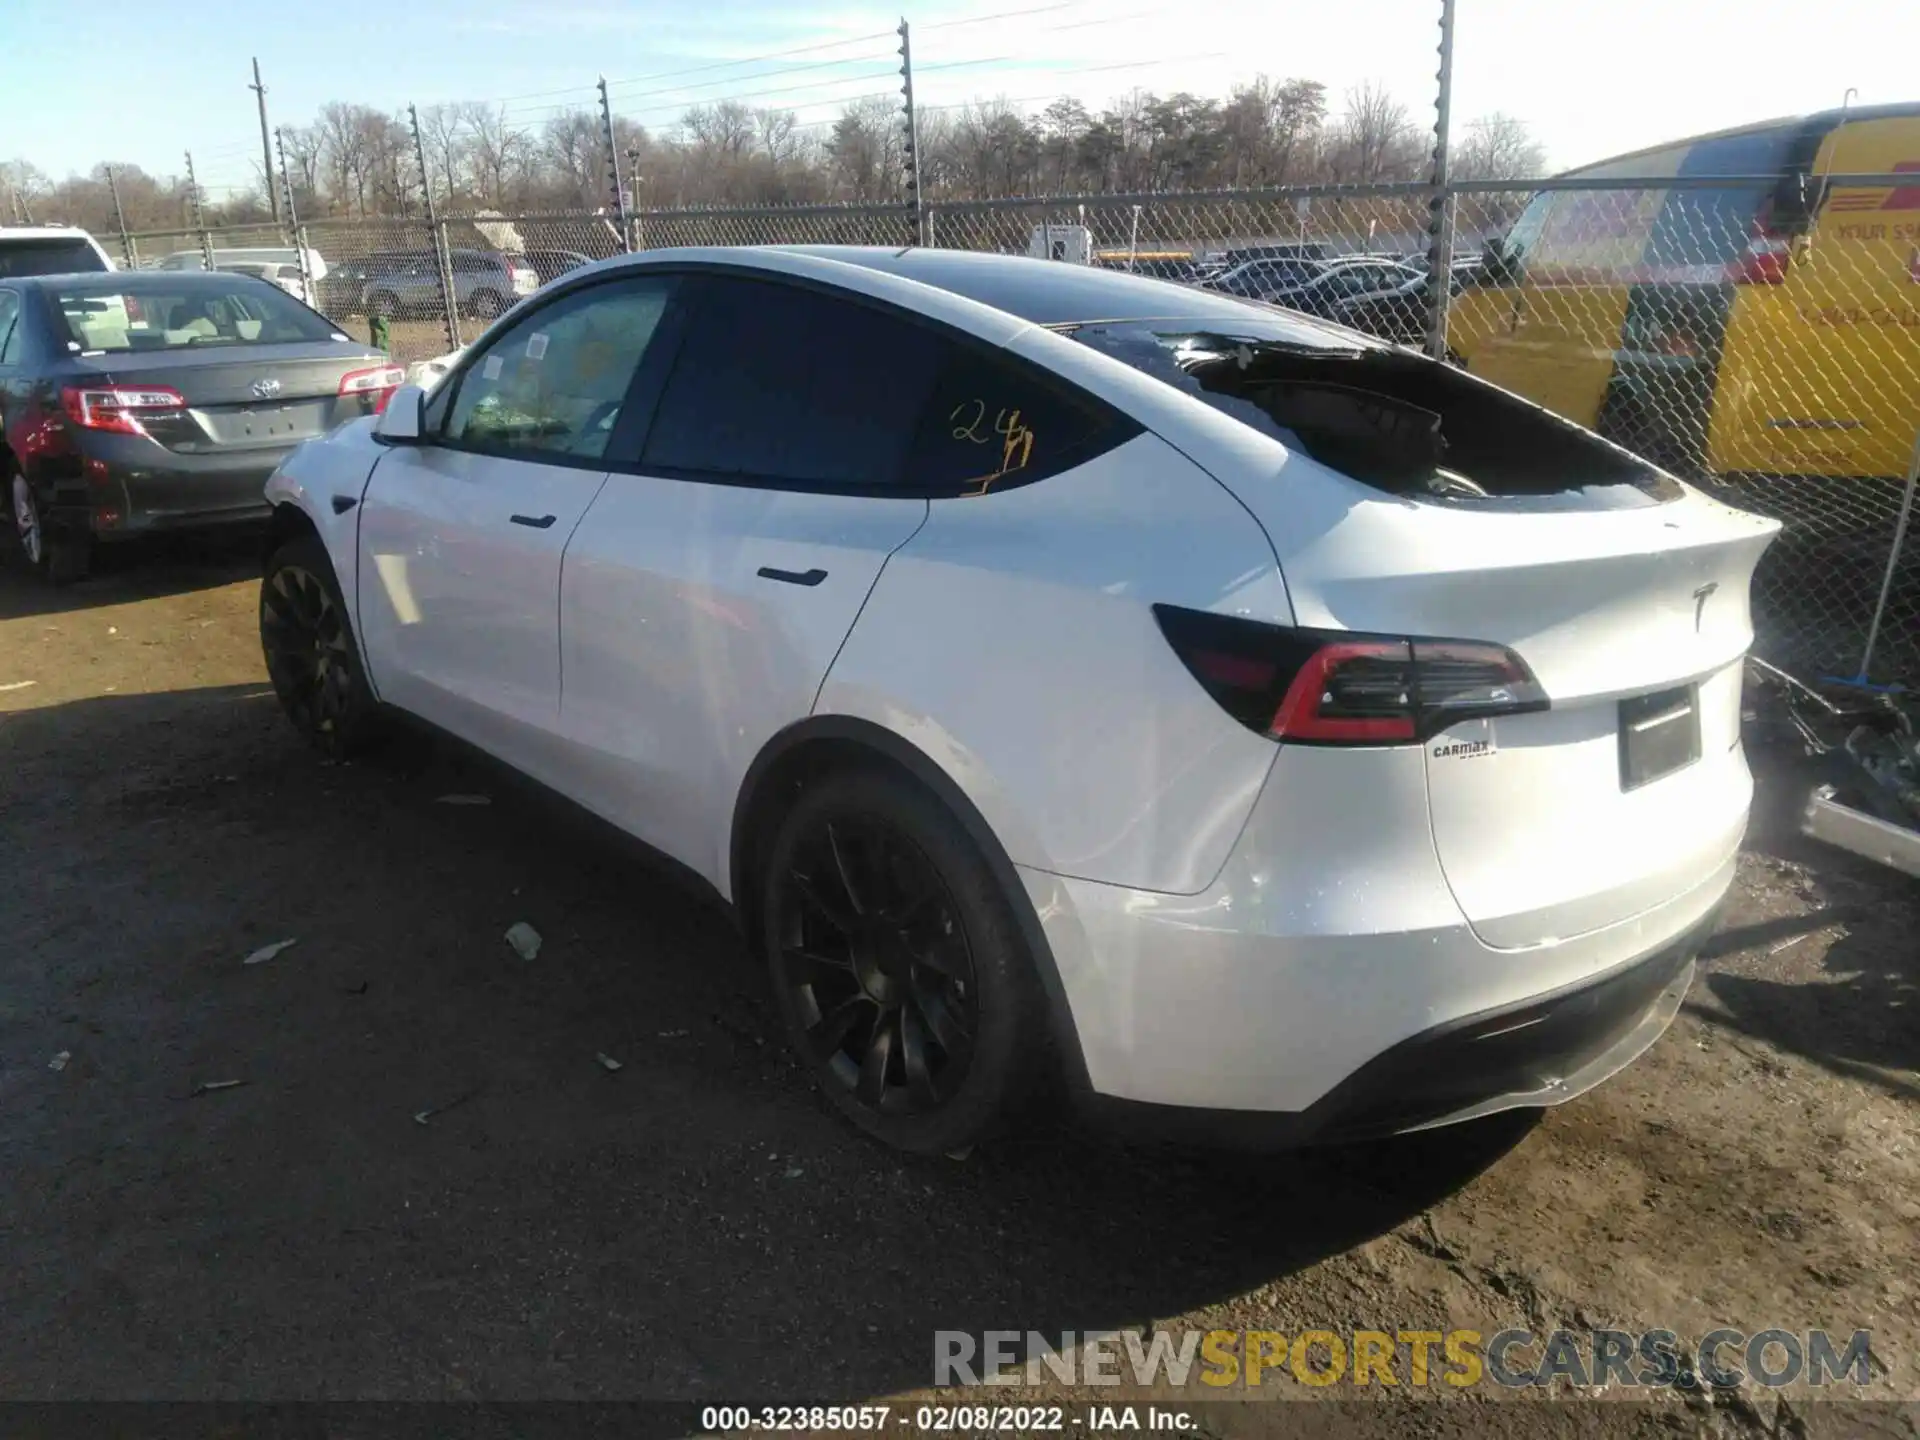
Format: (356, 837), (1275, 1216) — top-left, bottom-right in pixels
(1826, 160), (1920, 212)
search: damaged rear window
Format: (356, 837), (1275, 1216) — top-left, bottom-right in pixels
(1067, 320), (1678, 505)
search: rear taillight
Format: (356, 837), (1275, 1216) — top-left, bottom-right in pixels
(1727, 222), (1791, 285)
(339, 364), (406, 412)
(60, 385), (186, 436)
(1154, 605), (1548, 746)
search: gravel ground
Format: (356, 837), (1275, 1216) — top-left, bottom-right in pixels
(1, 537), (1914, 1435)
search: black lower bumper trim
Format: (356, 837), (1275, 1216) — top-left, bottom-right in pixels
(1081, 905), (1722, 1151)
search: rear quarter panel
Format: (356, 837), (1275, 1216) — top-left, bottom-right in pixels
(816, 430), (1292, 894)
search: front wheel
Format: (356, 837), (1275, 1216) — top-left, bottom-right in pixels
(762, 767), (1048, 1155)
(260, 535), (383, 757)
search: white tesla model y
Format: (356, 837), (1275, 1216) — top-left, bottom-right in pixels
(260, 246), (1778, 1154)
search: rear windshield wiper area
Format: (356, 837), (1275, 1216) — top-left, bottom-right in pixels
(1074, 326), (1679, 503)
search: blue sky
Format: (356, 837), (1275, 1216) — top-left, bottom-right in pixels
(3, 0), (1913, 196)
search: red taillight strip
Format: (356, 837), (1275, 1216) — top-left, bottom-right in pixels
(1270, 640), (1417, 744)
(60, 385), (187, 435)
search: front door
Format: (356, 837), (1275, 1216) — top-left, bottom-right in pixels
(355, 273), (680, 776)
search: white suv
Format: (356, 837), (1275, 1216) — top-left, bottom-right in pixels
(0, 225), (115, 277)
(259, 246), (1777, 1155)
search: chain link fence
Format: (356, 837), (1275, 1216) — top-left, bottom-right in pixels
(137, 176), (1918, 685)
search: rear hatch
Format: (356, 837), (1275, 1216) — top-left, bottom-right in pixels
(1076, 325), (1779, 948)
(68, 343), (391, 453)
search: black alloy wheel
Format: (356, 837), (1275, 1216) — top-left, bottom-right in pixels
(763, 768), (1046, 1154)
(260, 538), (379, 757)
(775, 813), (979, 1115)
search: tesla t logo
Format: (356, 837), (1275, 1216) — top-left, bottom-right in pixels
(1693, 582), (1719, 632)
(251, 378), (282, 399)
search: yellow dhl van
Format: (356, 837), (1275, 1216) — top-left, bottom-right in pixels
(1450, 102), (1920, 485)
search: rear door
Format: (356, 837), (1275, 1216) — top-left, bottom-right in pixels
(557, 273), (941, 886)
(355, 273), (679, 776)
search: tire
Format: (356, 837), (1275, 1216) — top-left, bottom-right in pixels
(369, 290), (400, 322)
(259, 535), (383, 758)
(8, 466), (90, 584)
(470, 289), (505, 321)
(761, 766), (1048, 1155)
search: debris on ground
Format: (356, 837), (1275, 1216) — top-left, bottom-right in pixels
(0, 680), (36, 692)
(190, 1080), (247, 1097)
(434, 794), (491, 806)
(504, 922), (542, 961)
(241, 938), (299, 966)
(656, 1029), (689, 1039)
(595, 1052), (623, 1072)
(412, 1090), (478, 1126)
(48, 1051), (70, 1072)
(784, 1167), (804, 1179)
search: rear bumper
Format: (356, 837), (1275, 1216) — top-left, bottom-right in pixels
(1080, 909), (1711, 1149)
(1020, 742), (1742, 1145)
(59, 433), (287, 536)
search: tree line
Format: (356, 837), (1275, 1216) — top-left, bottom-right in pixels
(4, 77), (1545, 237)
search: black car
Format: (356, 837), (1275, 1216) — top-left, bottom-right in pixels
(0, 271), (395, 583)
(1203, 256), (1328, 298)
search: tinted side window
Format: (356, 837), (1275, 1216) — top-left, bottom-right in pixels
(640, 278), (945, 489)
(442, 276), (675, 461)
(0, 291), (21, 364)
(906, 342), (1133, 496)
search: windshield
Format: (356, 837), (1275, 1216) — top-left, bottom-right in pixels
(0, 238), (108, 279)
(51, 279), (338, 353)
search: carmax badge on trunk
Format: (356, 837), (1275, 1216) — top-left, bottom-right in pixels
(251, 377), (283, 399)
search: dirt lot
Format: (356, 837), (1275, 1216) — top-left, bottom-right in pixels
(1, 538), (1915, 1433)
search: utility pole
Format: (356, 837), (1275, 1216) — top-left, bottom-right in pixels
(408, 103), (461, 350)
(105, 164), (134, 268)
(184, 151), (214, 270)
(599, 76), (630, 252)
(250, 58), (280, 226)
(897, 18), (923, 246)
(1422, 0), (1458, 362)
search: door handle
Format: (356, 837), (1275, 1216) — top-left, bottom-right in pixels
(331, 495), (358, 514)
(510, 513), (557, 529)
(756, 565), (828, 587)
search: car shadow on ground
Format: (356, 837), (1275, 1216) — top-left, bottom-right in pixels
(1, 683), (1534, 1402)
(0, 529), (261, 621)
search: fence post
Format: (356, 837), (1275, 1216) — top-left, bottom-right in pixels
(1856, 428), (1920, 682)
(408, 103), (461, 352)
(105, 164), (134, 269)
(599, 77), (632, 254)
(274, 129), (314, 304)
(434, 218), (462, 351)
(185, 151), (215, 271)
(1423, 0), (1458, 360)
(926, 207), (937, 249)
(897, 19), (924, 246)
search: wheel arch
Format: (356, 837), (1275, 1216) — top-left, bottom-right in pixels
(729, 714), (1092, 1092)
(263, 499), (321, 569)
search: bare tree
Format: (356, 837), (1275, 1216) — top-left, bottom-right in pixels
(1329, 82), (1422, 184)
(420, 103), (470, 204)
(1454, 112), (1546, 181)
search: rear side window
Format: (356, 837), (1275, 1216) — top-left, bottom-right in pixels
(906, 341), (1127, 496)
(641, 277), (945, 489)
(0, 238), (107, 278)
(0, 290), (21, 364)
(641, 274), (1137, 495)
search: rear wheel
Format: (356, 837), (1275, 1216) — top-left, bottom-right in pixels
(762, 767), (1046, 1155)
(260, 536), (382, 757)
(470, 289), (506, 321)
(8, 468), (89, 584)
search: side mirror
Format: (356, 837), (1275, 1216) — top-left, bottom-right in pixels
(375, 384), (427, 443)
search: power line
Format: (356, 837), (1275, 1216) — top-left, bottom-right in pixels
(605, 48), (893, 104)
